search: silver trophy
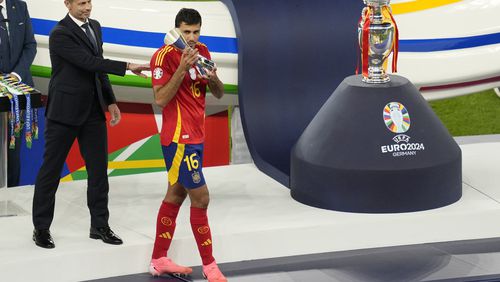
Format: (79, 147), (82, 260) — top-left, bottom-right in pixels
(358, 0), (397, 83)
(164, 28), (216, 77)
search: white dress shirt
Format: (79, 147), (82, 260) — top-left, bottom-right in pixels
(68, 12), (97, 40)
(0, 1), (9, 33)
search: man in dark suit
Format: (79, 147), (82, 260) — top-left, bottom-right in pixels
(0, 0), (36, 187)
(32, 0), (149, 249)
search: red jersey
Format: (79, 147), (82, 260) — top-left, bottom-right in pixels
(150, 43), (211, 146)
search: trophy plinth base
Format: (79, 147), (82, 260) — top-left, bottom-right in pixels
(290, 74), (462, 213)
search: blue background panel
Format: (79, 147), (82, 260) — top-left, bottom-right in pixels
(221, 0), (364, 186)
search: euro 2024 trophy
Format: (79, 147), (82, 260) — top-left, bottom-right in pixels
(290, 0), (462, 213)
(358, 0), (398, 84)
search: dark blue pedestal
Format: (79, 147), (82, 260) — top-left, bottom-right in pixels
(290, 75), (462, 213)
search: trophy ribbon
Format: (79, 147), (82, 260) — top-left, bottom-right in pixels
(361, 7), (372, 78)
(355, 14), (363, 75)
(384, 6), (399, 72)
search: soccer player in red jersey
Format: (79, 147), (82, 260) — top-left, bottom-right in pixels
(148, 8), (227, 282)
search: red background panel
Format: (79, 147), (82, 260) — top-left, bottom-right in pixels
(64, 104), (230, 172)
(65, 103), (158, 172)
(203, 110), (230, 167)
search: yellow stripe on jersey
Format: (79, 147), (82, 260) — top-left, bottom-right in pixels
(155, 47), (168, 66)
(155, 46), (173, 66)
(172, 101), (182, 143)
(155, 46), (168, 66)
(196, 42), (207, 48)
(168, 143), (185, 186)
(156, 46), (174, 66)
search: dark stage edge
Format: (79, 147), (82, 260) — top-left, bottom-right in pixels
(87, 237), (500, 282)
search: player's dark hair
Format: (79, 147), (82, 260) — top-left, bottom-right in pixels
(175, 8), (202, 27)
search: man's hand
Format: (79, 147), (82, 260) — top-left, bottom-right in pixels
(204, 66), (224, 99)
(108, 104), (121, 127)
(201, 67), (218, 81)
(180, 48), (199, 72)
(127, 63), (150, 78)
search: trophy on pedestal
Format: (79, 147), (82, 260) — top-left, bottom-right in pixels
(290, 0), (462, 213)
(358, 0), (398, 84)
(164, 28), (216, 77)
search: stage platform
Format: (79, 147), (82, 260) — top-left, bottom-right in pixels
(1, 137), (500, 282)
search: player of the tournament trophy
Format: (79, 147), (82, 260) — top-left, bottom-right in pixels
(164, 28), (216, 77)
(290, 0), (462, 213)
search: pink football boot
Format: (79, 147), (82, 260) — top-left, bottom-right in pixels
(202, 260), (227, 282)
(149, 257), (193, 276)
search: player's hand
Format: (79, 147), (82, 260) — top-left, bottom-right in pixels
(127, 63), (150, 78)
(201, 66), (218, 81)
(108, 103), (121, 127)
(180, 48), (199, 72)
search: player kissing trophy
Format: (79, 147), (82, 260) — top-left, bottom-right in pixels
(290, 0), (462, 213)
(164, 28), (216, 78)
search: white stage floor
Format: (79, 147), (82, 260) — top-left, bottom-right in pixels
(1, 140), (500, 282)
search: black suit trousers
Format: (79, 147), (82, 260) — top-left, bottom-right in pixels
(32, 101), (110, 229)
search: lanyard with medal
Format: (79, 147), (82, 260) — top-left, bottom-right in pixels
(3, 76), (23, 140)
(0, 85), (16, 149)
(1, 74), (36, 148)
(14, 80), (36, 147)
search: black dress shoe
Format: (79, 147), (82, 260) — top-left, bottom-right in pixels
(33, 229), (55, 249)
(89, 226), (123, 245)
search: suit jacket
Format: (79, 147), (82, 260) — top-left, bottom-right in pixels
(0, 0), (36, 86)
(46, 14), (127, 126)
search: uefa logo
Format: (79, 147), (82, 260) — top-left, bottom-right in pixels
(383, 102), (411, 133)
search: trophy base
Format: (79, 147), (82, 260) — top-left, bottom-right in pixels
(290, 74), (462, 213)
(362, 75), (390, 84)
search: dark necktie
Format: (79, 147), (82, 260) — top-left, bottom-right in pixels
(81, 22), (97, 51)
(0, 6), (10, 71)
(0, 6), (7, 29)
